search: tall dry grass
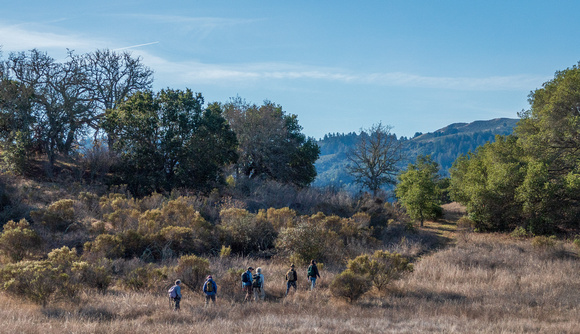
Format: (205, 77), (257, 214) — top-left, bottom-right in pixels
(1, 232), (579, 333)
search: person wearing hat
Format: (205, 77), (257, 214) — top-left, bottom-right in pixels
(241, 266), (254, 302)
(285, 264), (298, 296)
(202, 275), (218, 306)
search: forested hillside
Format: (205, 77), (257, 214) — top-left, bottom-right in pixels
(314, 118), (518, 190)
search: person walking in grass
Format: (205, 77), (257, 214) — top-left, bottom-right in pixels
(202, 275), (217, 307)
(307, 260), (321, 290)
(241, 266), (254, 302)
(253, 267), (265, 301)
(168, 279), (182, 311)
(285, 264), (298, 296)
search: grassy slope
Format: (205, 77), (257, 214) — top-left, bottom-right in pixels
(1, 202), (579, 333)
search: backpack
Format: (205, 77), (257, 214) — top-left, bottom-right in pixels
(307, 265), (314, 277)
(252, 274), (262, 288)
(168, 285), (177, 298)
(287, 269), (296, 281)
(241, 271), (250, 283)
(205, 280), (214, 293)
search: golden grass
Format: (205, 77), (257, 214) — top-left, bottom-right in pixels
(1, 231), (579, 333)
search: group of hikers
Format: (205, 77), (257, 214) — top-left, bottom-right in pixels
(168, 260), (321, 310)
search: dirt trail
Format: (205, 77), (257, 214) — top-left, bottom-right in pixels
(420, 202), (466, 247)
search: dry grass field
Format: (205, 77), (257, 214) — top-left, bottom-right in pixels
(1, 202), (579, 333)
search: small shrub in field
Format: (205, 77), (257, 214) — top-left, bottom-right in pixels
(122, 265), (167, 291)
(510, 226), (531, 239)
(330, 270), (371, 303)
(531, 235), (557, 249)
(174, 254), (210, 290)
(0, 246), (112, 305)
(347, 250), (413, 292)
(0, 260), (64, 306)
(31, 199), (76, 232)
(0, 218), (42, 262)
(573, 237), (580, 252)
(84, 234), (125, 259)
(267, 207), (296, 230)
(276, 216), (343, 265)
(220, 245), (232, 258)
(219, 208), (277, 255)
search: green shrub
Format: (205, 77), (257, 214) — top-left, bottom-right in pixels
(31, 199), (76, 232)
(122, 265), (167, 291)
(174, 254), (210, 290)
(266, 207), (296, 230)
(347, 250), (413, 292)
(0, 219), (42, 262)
(330, 270), (371, 303)
(219, 208), (277, 255)
(0, 260), (65, 306)
(510, 226), (531, 239)
(276, 217), (343, 265)
(573, 237), (580, 252)
(0, 246), (112, 305)
(531, 235), (557, 249)
(220, 245), (232, 258)
(84, 234), (125, 259)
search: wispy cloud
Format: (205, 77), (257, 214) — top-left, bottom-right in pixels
(0, 22), (548, 92)
(144, 56), (548, 91)
(0, 23), (102, 52)
(113, 41), (159, 51)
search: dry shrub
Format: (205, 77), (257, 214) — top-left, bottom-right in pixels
(347, 250), (412, 292)
(219, 208), (277, 255)
(0, 218), (42, 262)
(174, 254), (210, 291)
(31, 199), (76, 232)
(84, 234), (125, 260)
(121, 264), (168, 292)
(276, 216), (343, 265)
(329, 270), (371, 303)
(267, 207), (296, 230)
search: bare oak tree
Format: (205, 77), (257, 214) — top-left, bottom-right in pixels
(347, 123), (405, 196)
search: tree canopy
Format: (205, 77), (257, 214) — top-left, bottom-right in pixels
(396, 155), (442, 226)
(223, 98), (320, 187)
(104, 89), (238, 195)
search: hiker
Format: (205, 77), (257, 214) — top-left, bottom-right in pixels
(307, 260), (321, 290)
(168, 279), (182, 311)
(285, 264), (298, 296)
(202, 275), (218, 307)
(253, 267), (265, 301)
(241, 266), (254, 301)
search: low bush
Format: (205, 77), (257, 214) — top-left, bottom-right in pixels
(0, 218), (42, 262)
(31, 199), (76, 232)
(174, 254), (210, 291)
(329, 270), (371, 303)
(347, 250), (413, 292)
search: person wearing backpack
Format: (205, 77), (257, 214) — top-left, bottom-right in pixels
(202, 275), (217, 307)
(241, 266), (254, 302)
(252, 267), (265, 301)
(285, 264), (298, 296)
(307, 259), (321, 290)
(168, 279), (182, 311)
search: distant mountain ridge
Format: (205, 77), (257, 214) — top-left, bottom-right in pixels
(313, 117), (519, 191)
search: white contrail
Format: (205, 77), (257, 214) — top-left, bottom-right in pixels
(113, 41), (159, 51)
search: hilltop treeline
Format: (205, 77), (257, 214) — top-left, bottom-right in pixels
(0, 49), (319, 195)
(314, 118), (517, 190)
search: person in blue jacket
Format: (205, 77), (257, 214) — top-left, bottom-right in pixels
(202, 275), (218, 306)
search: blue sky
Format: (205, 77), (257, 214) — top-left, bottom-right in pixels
(2, 1), (580, 139)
